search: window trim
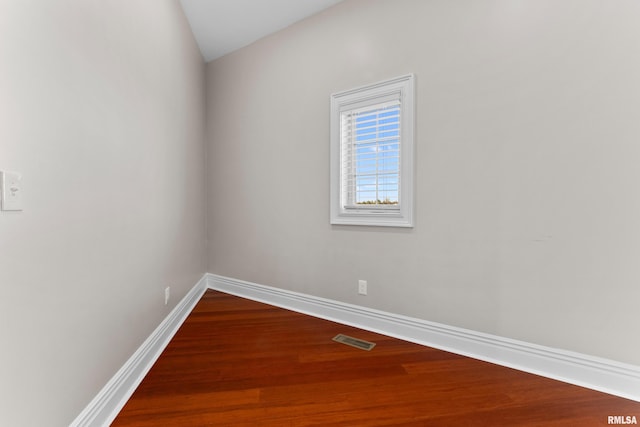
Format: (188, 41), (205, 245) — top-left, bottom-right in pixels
(330, 74), (415, 227)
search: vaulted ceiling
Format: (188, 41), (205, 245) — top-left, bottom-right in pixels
(179, 0), (344, 62)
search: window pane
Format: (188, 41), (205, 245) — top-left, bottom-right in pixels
(352, 104), (400, 206)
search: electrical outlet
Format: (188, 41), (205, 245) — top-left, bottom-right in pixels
(164, 287), (170, 305)
(358, 280), (367, 296)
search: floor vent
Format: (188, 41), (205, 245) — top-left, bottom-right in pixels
(332, 334), (376, 351)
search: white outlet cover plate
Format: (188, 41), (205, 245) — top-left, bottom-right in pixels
(358, 280), (367, 295)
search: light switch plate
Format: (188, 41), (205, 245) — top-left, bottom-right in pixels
(1, 171), (23, 211)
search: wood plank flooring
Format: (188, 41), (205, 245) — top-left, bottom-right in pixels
(112, 290), (640, 426)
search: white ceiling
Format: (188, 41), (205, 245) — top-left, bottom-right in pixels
(179, 0), (344, 62)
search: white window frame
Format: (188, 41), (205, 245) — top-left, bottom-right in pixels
(330, 74), (415, 227)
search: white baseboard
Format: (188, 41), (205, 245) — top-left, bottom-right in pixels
(69, 274), (209, 427)
(207, 273), (640, 402)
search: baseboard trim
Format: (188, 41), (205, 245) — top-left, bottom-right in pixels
(69, 274), (209, 427)
(207, 273), (640, 402)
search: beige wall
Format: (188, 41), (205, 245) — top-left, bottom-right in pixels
(206, 0), (640, 366)
(0, 1), (206, 426)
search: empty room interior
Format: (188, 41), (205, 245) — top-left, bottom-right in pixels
(1, 0), (640, 426)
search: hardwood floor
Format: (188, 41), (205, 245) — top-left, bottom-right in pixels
(112, 290), (640, 426)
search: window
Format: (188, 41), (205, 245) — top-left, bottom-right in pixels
(330, 74), (414, 227)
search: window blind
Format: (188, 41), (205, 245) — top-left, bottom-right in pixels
(341, 100), (401, 209)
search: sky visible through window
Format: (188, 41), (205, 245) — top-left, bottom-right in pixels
(354, 105), (400, 205)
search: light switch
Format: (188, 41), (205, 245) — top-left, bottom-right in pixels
(1, 171), (23, 211)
